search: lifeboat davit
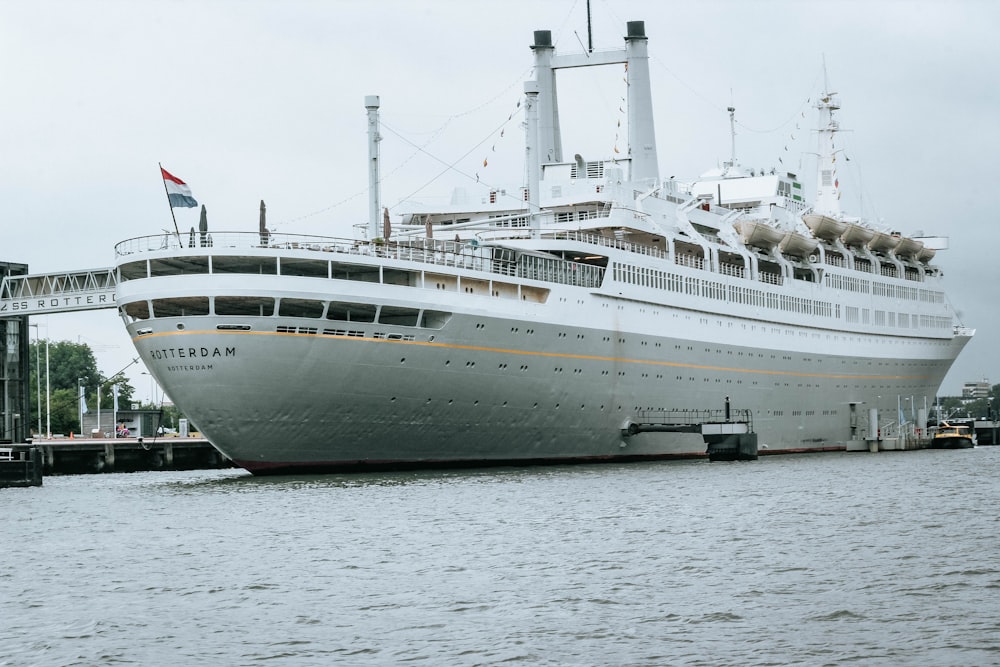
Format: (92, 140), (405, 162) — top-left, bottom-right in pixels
(894, 236), (925, 258)
(802, 213), (847, 241)
(868, 231), (900, 253)
(736, 220), (783, 250)
(779, 232), (819, 258)
(840, 222), (875, 246)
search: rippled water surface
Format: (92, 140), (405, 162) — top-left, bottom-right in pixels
(3, 448), (999, 666)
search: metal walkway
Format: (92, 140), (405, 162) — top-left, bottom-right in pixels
(0, 267), (118, 317)
(621, 404), (759, 461)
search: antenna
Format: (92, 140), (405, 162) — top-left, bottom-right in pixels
(586, 0), (593, 52)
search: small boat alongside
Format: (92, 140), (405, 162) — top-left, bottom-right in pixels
(929, 422), (975, 449)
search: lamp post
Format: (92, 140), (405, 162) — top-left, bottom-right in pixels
(96, 375), (104, 436)
(141, 371), (159, 405)
(29, 323), (41, 437)
(142, 372), (150, 405)
(45, 341), (50, 438)
(77, 376), (86, 437)
(904, 396), (913, 438)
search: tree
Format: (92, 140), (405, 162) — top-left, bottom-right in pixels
(28, 339), (138, 435)
(47, 388), (78, 436)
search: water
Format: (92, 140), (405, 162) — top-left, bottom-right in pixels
(2, 448), (998, 666)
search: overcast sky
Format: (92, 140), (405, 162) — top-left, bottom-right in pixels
(2, 0), (997, 398)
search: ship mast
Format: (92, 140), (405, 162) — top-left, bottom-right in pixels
(725, 105), (737, 174)
(365, 95), (382, 240)
(813, 62), (842, 216)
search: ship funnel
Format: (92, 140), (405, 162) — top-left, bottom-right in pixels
(532, 30), (552, 48)
(529, 20), (658, 185)
(624, 21), (658, 185)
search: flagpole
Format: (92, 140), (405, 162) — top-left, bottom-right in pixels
(159, 162), (183, 245)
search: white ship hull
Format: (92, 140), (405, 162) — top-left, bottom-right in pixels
(117, 233), (969, 473)
(116, 20), (971, 473)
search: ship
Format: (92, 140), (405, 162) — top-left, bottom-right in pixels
(114, 21), (973, 474)
(929, 422), (975, 449)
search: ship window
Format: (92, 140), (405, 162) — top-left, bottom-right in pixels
(119, 261), (148, 281)
(149, 256), (210, 277)
(212, 256), (278, 275)
(383, 268), (418, 286)
(419, 310), (452, 329)
(215, 296), (275, 316)
(331, 263), (380, 283)
(279, 257), (329, 278)
(378, 305), (419, 327)
(278, 298), (325, 318)
(122, 300), (150, 320)
(327, 301), (376, 323)
(153, 297), (210, 317)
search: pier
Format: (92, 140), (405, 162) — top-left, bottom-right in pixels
(29, 436), (232, 475)
(0, 446), (43, 487)
(621, 402), (758, 461)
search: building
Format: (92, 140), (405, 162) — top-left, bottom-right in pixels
(0, 261), (30, 444)
(82, 407), (167, 439)
(962, 379), (991, 399)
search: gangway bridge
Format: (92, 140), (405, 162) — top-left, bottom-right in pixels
(621, 400), (759, 461)
(0, 267), (118, 317)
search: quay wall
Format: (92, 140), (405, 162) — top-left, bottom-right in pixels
(31, 437), (233, 475)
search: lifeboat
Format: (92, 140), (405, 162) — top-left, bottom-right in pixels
(735, 219), (783, 250)
(894, 236), (925, 258)
(867, 231), (900, 253)
(779, 231), (820, 258)
(802, 213), (847, 241)
(917, 246), (937, 263)
(840, 222), (875, 246)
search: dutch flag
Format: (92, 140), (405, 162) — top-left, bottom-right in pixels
(161, 167), (198, 208)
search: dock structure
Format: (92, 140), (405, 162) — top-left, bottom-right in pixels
(973, 420), (998, 446)
(31, 436), (232, 475)
(0, 446), (43, 487)
(622, 403), (758, 461)
(0, 266), (117, 316)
